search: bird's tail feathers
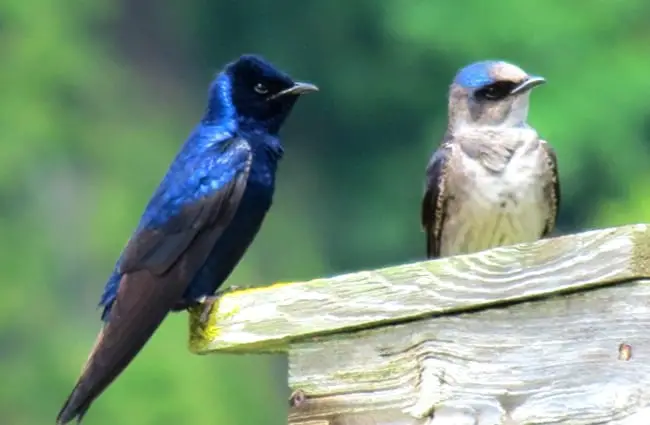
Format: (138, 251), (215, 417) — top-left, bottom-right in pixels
(56, 327), (106, 424)
(56, 270), (182, 424)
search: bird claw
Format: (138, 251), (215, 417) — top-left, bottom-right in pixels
(196, 295), (220, 324)
(196, 286), (251, 324)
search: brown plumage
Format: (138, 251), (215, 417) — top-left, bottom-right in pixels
(539, 140), (560, 236)
(421, 133), (560, 259)
(421, 138), (453, 258)
(421, 60), (560, 259)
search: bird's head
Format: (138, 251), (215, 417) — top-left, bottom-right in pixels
(448, 60), (545, 129)
(205, 54), (318, 133)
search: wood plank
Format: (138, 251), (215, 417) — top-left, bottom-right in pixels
(288, 279), (650, 425)
(188, 224), (650, 354)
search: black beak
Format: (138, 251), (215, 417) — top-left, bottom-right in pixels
(267, 82), (319, 100)
(510, 76), (546, 95)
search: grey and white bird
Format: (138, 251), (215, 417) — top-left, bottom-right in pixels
(421, 60), (560, 258)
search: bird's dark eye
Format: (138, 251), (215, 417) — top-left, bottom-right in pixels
(474, 81), (516, 101)
(254, 83), (269, 95)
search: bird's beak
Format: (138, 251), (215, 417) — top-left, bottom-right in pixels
(267, 82), (319, 100)
(510, 76), (546, 95)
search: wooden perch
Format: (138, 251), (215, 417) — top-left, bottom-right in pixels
(188, 223), (650, 424)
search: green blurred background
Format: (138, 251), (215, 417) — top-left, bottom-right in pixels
(2, 0), (650, 424)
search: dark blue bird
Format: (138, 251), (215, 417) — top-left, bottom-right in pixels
(56, 54), (318, 424)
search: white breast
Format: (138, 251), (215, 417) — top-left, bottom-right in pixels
(440, 137), (549, 257)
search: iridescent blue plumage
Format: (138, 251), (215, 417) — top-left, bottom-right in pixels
(57, 54), (318, 424)
(99, 74), (240, 317)
(453, 60), (501, 89)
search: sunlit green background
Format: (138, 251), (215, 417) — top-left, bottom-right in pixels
(2, 0), (650, 424)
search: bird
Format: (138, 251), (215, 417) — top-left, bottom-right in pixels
(56, 54), (318, 424)
(421, 60), (559, 259)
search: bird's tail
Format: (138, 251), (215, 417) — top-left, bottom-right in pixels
(56, 269), (182, 424)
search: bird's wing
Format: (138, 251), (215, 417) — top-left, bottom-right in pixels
(421, 138), (454, 259)
(56, 136), (253, 425)
(119, 137), (253, 276)
(540, 139), (560, 237)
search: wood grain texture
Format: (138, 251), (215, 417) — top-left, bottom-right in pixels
(189, 224), (650, 354)
(288, 279), (650, 425)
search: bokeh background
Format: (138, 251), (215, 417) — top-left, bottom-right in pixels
(2, 0), (650, 424)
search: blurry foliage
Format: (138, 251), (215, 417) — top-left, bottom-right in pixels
(0, 0), (649, 424)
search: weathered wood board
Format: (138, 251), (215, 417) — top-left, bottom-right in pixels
(288, 279), (650, 424)
(187, 223), (650, 424)
(189, 224), (650, 354)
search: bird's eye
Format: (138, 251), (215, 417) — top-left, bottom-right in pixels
(254, 83), (269, 95)
(475, 81), (516, 101)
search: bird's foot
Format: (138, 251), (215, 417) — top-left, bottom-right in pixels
(195, 295), (221, 324)
(196, 286), (254, 324)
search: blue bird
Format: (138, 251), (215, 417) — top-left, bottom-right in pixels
(421, 60), (560, 258)
(56, 54), (318, 424)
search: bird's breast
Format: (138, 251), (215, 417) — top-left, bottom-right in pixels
(456, 142), (546, 206)
(440, 145), (550, 256)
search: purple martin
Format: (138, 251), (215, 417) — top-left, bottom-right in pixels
(421, 60), (559, 258)
(56, 54), (318, 424)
